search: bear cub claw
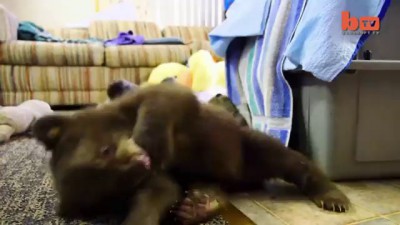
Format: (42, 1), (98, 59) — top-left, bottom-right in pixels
(169, 189), (220, 225)
(312, 189), (350, 213)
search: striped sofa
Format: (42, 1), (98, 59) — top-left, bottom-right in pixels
(0, 6), (220, 106)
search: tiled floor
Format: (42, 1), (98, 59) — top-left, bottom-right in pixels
(230, 180), (400, 225)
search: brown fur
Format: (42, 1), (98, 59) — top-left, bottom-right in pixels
(32, 110), (156, 219)
(33, 83), (350, 225)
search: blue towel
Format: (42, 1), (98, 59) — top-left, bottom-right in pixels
(224, 0), (235, 10)
(211, 0), (390, 145)
(283, 0), (391, 81)
(209, 0), (271, 58)
(222, 0), (305, 145)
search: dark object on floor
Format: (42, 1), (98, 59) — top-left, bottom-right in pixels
(285, 71), (312, 157)
(107, 79), (139, 100)
(51, 105), (90, 111)
(0, 138), (230, 225)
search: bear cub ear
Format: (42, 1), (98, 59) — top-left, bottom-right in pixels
(32, 115), (71, 151)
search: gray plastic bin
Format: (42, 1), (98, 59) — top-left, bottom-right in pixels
(287, 61), (400, 181)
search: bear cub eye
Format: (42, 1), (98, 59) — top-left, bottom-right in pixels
(100, 144), (117, 158)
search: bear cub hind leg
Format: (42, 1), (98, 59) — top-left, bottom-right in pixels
(280, 149), (350, 212)
(242, 129), (350, 213)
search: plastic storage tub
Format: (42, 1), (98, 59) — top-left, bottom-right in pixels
(288, 61), (400, 180)
(287, 1), (400, 180)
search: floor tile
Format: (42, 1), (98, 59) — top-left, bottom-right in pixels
(373, 180), (400, 189)
(229, 181), (400, 225)
(387, 180), (400, 188)
(386, 212), (400, 223)
(351, 217), (397, 225)
(220, 202), (257, 225)
(338, 182), (400, 215)
(247, 183), (376, 225)
(230, 196), (286, 225)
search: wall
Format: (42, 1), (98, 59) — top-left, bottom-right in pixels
(0, 0), (97, 28)
(155, 0), (224, 27)
(0, 0), (224, 29)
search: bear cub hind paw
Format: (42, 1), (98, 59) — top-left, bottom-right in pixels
(312, 188), (350, 213)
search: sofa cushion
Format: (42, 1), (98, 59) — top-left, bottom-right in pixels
(0, 65), (12, 91)
(105, 45), (190, 67)
(0, 41), (104, 66)
(0, 4), (19, 42)
(89, 21), (162, 40)
(162, 26), (212, 42)
(1, 91), (107, 106)
(1, 66), (152, 92)
(0, 66), (154, 106)
(46, 28), (90, 40)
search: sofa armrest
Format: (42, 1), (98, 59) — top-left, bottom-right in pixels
(0, 4), (19, 42)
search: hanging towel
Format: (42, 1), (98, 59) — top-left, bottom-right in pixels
(211, 0), (391, 145)
(224, 0), (235, 11)
(283, 0), (391, 82)
(208, 0), (271, 58)
(220, 0), (305, 145)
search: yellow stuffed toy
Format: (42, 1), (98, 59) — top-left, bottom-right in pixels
(145, 50), (226, 92)
(146, 62), (190, 87)
(214, 61), (226, 90)
(189, 50), (226, 92)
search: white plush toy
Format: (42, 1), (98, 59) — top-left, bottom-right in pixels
(0, 100), (53, 143)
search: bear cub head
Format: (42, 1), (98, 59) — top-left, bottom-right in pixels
(32, 109), (150, 173)
(31, 108), (151, 218)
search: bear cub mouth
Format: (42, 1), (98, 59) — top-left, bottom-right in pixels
(134, 152), (151, 170)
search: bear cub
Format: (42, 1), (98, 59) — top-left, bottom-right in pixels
(33, 83), (350, 225)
